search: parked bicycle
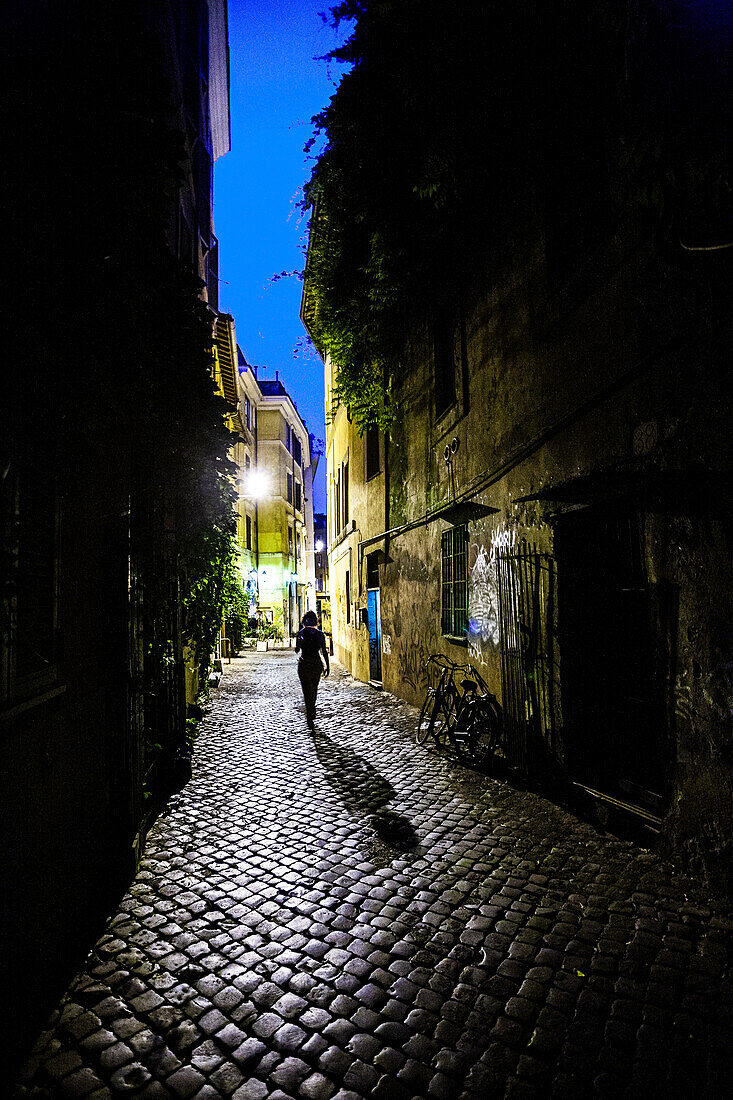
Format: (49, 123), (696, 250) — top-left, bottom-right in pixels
(416, 654), (505, 771)
(415, 655), (466, 750)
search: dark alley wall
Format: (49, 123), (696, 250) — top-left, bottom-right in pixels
(378, 226), (730, 890)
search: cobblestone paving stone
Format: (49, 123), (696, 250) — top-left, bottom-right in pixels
(15, 651), (733, 1099)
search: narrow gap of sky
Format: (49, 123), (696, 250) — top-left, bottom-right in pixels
(215, 0), (352, 514)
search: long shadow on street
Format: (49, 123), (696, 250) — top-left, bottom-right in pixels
(309, 726), (420, 857)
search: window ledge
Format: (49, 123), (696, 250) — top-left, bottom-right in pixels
(443, 634), (468, 647)
(330, 522), (356, 552)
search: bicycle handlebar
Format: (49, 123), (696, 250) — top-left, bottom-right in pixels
(422, 653), (471, 671)
(421, 653), (498, 703)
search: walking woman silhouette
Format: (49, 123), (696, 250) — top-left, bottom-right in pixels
(295, 610), (330, 729)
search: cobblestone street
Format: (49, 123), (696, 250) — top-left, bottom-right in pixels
(15, 651), (733, 1099)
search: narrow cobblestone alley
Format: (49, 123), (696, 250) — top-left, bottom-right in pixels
(15, 652), (733, 1099)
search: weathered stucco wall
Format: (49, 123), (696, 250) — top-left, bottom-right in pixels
(325, 356), (386, 683)
(357, 228), (731, 890)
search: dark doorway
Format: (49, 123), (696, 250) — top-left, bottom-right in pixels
(554, 507), (671, 817)
(367, 589), (382, 683)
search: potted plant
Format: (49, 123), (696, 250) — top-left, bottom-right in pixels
(256, 616), (283, 651)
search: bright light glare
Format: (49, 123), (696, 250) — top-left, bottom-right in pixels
(315, 540), (324, 552)
(243, 470), (269, 499)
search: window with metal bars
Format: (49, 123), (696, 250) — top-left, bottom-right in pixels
(441, 525), (468, 638)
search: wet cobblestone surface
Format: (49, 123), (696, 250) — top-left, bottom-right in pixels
(15, 651), (733, 1098)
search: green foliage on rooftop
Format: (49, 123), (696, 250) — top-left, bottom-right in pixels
(302, 0), (730, 430)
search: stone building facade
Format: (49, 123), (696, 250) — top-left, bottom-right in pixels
(245, 376), (315, 641)
(302, 5), (731, 888)
(375, 234), (729, 884)
(313, 239), (730, 888)
(214, 324), (319, 645)
(320, 351), (387, 683)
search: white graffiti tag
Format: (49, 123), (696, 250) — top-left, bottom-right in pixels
(467, 543), (501, 655)
(491, 526), (516, 555)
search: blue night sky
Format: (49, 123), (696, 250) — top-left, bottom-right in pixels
(215, 1), (352, 514)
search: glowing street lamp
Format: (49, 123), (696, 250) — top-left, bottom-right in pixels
(243, 469), (269, 500)
(315, 539), (324, 552)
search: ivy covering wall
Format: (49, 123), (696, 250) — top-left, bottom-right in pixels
(302, 0), (730, 430)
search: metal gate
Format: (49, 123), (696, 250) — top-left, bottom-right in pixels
(496, 540), (556, 775)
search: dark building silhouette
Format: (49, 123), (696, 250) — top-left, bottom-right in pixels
(1, 0), (230, 1067)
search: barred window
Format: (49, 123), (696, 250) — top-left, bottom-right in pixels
(441, 525), (468, 637)
(295, 481), (302, 512)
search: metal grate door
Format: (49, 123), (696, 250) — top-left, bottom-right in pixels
(496, 540), (556, 775)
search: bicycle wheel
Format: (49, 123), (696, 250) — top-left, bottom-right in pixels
(451, 693), (479, 763)
(433, 689), (459, 749)
(466, 697), (505, 769)
(416, 691), (437, 744)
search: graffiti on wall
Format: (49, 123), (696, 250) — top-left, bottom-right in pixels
(674, 647), (733, 753)
(400, 627), (430, 692)
(467, 545), (500, 661)
(382, 633), (392, 655)
(490, 526), (517, 557)
(467, 527), (515, 663)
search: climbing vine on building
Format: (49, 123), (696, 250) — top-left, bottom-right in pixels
(302, 0), (730, 430)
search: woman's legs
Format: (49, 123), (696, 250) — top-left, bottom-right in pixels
(298, 663), (322, 726)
